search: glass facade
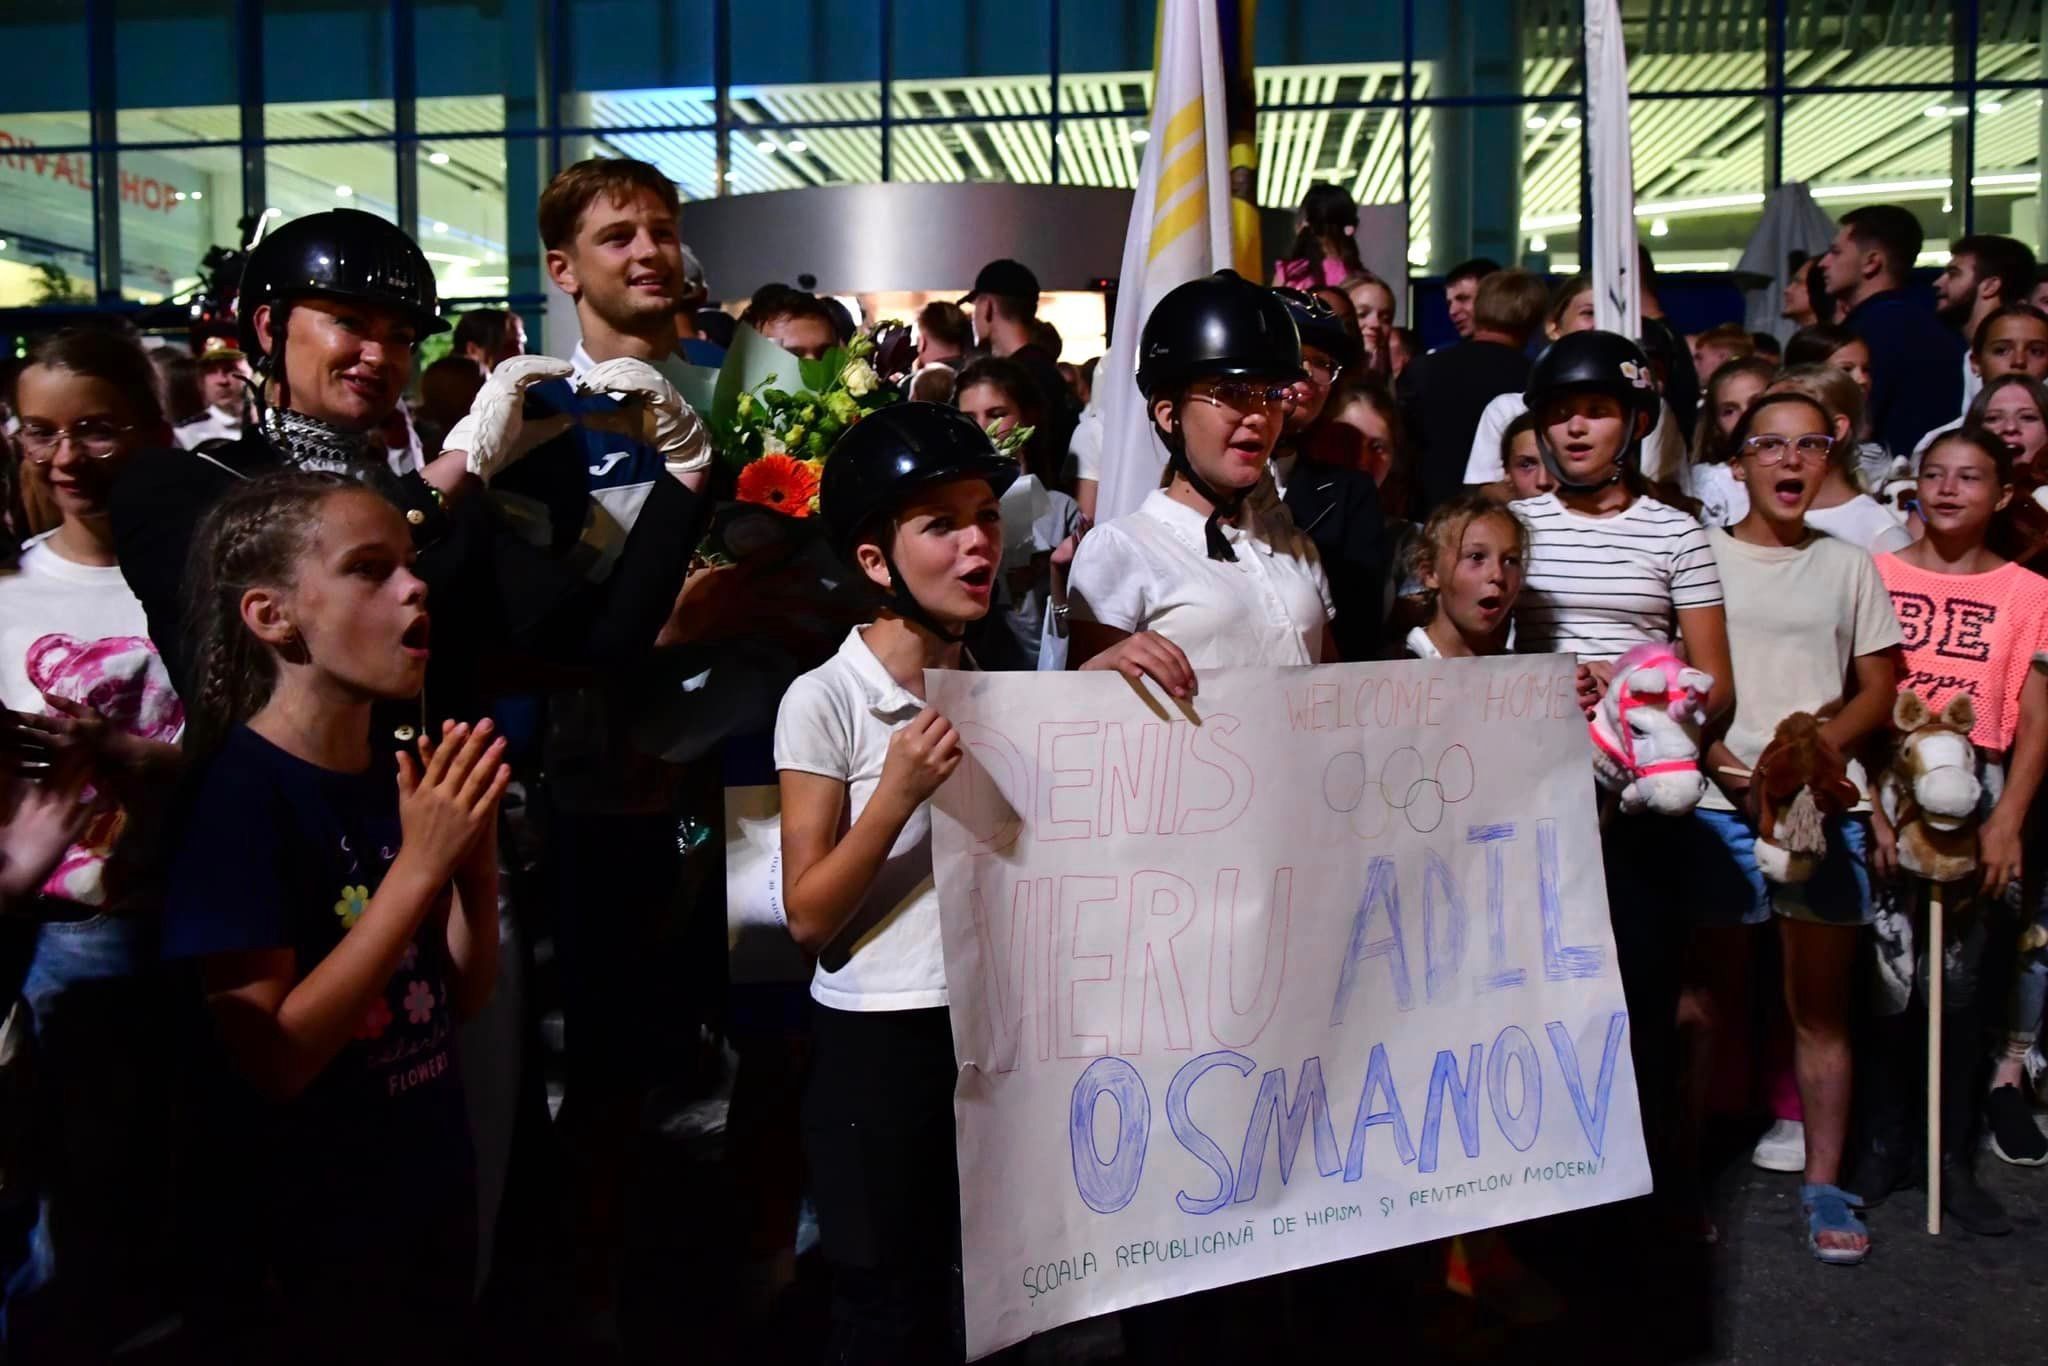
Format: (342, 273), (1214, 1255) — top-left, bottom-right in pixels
(0, 0), (2040, 314)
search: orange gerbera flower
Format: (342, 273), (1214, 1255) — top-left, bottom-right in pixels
(735, 453), (820, 517)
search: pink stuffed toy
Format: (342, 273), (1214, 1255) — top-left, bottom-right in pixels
(24, 632), (183, 905)
(1588, 641), (1712, 816)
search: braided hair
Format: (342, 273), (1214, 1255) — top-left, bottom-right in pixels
(179, 470), (353, 761)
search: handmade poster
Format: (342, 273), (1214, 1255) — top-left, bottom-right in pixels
(925, 657), (1650, 1358)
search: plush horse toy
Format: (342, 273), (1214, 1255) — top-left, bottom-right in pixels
(1589, 642), (1713, 815)
(1748, 712), (1861, 884)
(1879, 690), (1982, 884)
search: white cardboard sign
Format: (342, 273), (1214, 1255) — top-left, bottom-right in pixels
(926, 657), (1650, 1358)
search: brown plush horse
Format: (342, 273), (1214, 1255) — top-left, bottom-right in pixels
(1750, 712), (1863, 883)
(1879, 691), (1983, 884)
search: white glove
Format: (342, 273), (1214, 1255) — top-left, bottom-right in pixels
(575, 357), (712, 476)
(445, 355), (577, 483)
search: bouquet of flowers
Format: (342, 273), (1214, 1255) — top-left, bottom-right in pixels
(708, 324), (901, 527)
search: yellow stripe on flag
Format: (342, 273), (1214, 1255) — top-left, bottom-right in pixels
(1148, 189), (1207, 263)
(1160, 98), (1204, 153)
(1153, 143), (1206, 212)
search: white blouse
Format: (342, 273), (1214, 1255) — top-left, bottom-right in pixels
(1066, 488), (1334, 668)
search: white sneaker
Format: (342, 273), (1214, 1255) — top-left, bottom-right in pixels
(1751, 1117), (1806, 1172)
(2026, 1044), (2048, 1109)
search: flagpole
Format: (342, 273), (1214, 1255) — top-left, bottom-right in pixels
(1091, 0), (1239, 526)
(1584, 0), (1639, 340)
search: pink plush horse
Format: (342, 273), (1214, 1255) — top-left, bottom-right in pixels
(1588, 642), (1713, 815)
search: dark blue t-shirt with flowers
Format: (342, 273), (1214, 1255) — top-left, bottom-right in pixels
(164, 724), (472, 1253)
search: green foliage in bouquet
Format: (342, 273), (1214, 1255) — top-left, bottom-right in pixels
(709, 323), (899, 478)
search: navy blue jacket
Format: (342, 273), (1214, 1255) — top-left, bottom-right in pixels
(1844, 288), (1964, 458)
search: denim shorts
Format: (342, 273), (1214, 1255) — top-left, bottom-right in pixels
(1684, 807), (1873, 928)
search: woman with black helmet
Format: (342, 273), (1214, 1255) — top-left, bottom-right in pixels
(1512, 328), (1734, 1229)
(1064, 272), (1335, 688)
(110, 209), (466, 695)
(773, 403), (1017, 1363)
(109, 208), (697, 727)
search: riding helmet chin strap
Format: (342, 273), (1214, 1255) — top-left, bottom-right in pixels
(880, 553), (967, 645)
(1164, 426), (1244, 562)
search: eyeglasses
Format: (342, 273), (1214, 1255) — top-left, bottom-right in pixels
(1303, 357), (1345, 385)
(1738, 433), (1834, 466)
(1189, 381), (1294, 415)
(15, 420), (134, 463)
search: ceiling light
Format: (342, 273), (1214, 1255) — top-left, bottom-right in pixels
(786, 139), (808, 153)
(0, 240), (9, 251)
(429, 151), (450, 165)
(1529, 234), (1548, 253)
(1129, 129), (1149, 144)
(433, 220), (449, 234)
(189, 190), (202, 200)
(173, 191), (187, 201)
(263, 207), (282, 218)
(1561, 115), (1582, 129)
(758, 141), (779, 155)
(1980, 101), (2003, 114)
(335, 184), (353, 198)
(1525, 115), (1547, 130)
(1942, 198), (1954, 214)
(1649, 217), (1669, 237)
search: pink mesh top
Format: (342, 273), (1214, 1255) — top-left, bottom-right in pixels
(1876, 554), (2048, 752)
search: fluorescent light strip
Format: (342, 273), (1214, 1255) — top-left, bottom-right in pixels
(1517, 172), (2043, 232)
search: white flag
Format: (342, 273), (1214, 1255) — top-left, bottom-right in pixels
(1094, 0), (1238, 525)
(1586, 0), (1641, 340)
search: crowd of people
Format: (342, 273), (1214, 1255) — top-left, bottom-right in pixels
(0, 156), (2046, 1363)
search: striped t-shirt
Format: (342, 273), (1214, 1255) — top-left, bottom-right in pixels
(1512, 493), (1724, 662)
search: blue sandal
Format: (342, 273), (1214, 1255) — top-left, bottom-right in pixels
(1801, 1183), (1870, 1266)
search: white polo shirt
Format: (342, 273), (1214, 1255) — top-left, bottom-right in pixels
(1067, 488), (1334, 668)
(773, 625), (950, 1012)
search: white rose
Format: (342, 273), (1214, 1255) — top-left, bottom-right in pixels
(762, 433), (788, 455)
(840, 359), (878, 398)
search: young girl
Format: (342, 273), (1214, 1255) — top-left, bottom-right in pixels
(1341, 271), (1398, 376)
(1972, 373), (2048, 472)
(0, 330), (186, 1356)
(775, 403), (1018, 1362)
(1866, 430), (2048, 1231)
(1510, 329), (1733, 1224)
(1689, 393), (1902, 1265)
(164, 472), (509, 1360)
(953, 356), (1083, 669)
(1684, 356), (1774, 527)
(1404, 494), (1525, 659)
(1784, 323), (1891, 484)
(1786, 324), (1872, 394)
(1499, 413), (1556, 502)
(1272, 183), (1363, 292)
(1306, 382), (1404, 491)
(1766, 365), (1914, 553)
(1465, 276), (1688, 489)
(1067, 273), (1333, 678)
